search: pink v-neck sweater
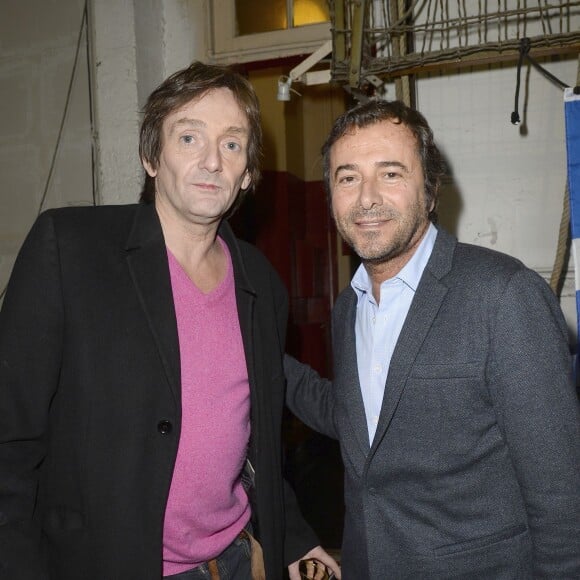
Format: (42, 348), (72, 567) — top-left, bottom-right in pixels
(162, 241), (251, 576)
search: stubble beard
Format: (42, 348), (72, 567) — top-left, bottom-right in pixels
(335, 200), (429, 265)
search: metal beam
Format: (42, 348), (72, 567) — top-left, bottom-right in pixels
(333, 0), (346, 64)
(349, 0), (367, 87)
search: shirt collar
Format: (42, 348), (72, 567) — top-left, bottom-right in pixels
(351, 222), (438, 299)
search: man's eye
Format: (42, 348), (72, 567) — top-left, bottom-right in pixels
(381, 171), (401, 180)
(338, 175), (356, 184)
(225, 141), (241, 151)
(180, 135), (194, 144)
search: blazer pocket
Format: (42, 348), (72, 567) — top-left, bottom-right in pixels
(433, 523), (528, 557)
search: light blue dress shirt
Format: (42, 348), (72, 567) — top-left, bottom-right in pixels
(351, 223), (438, 444)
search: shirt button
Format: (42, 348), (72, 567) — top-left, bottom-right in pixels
(373, 364), (381, 374)
(157, 420), (173, 435)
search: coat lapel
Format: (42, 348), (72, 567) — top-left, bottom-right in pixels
(368, 228), (456, 458)
(334, 289), (372, 462)
(218, 222), (261, 469)
(124, 203), (181, 406)
(218, 221), (257, 391)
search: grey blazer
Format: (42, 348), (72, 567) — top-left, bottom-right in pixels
(286, 227), (580, 579)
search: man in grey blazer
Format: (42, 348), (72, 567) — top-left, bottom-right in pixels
(285, 99), (580, 578)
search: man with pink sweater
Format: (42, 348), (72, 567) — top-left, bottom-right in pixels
(0, 62), (339, 580)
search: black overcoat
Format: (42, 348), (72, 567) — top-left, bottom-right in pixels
(0, 202), (316, 579)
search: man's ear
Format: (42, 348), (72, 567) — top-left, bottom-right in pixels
(241, 170), (251, 191)
(142, 158), (157, 178)
(426, 189), (436, 214)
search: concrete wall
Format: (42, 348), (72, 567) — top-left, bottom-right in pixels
(0, 0), (92, 299)
(90, 0), (209, 205)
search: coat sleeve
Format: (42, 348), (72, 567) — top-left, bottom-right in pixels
(0, 212), (63, 579)
(282, 357), (333, 562)
(284, 354), (337, 440)
(487, 268), (580, 577)
(281, 477), (319, 565)
(260, 265), (321, 566)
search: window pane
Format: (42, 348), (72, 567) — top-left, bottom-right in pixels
(236, 0), (287, 35)
(293, 0), (330, 27)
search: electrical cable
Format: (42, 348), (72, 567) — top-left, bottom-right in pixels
(511, 38), (529, 125)
(37, 0), (90, 212)
(511, 36), (580, 125)
(84, 0), (99, 206)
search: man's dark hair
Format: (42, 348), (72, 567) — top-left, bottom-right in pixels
(139, 61), (262, 209)
(321, 99), (446, 220)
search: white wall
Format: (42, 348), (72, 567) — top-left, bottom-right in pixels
(416, 57), (578, 336)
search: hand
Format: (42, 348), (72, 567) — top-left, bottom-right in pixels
(288, 545), (341, 580)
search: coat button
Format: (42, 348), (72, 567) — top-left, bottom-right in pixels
(157, 420), (173, 434)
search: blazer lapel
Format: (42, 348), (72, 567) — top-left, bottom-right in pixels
(334, 289), (372, 461)
(368, 228), (456, 458)
(124, 203), (181, 405)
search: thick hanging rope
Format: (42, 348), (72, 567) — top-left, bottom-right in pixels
(550, 182), (571, 294)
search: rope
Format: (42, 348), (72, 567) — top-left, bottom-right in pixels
(550, 181), (571, 294)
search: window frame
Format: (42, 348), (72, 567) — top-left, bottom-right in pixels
(210, 0), (331, 63)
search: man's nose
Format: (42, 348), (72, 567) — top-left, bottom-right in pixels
(359, 178), (383, 209)
(199, 142), (222, 172)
